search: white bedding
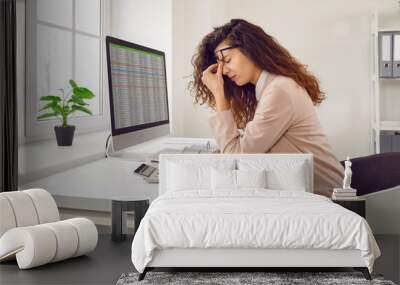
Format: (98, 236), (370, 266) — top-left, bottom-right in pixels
(131, 189), (381, 273)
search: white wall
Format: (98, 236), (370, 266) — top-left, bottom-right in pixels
(171, 0), (399, 161)
(110, 0), (174, 133)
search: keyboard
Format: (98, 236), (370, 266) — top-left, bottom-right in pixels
(148, 144), (217, 162)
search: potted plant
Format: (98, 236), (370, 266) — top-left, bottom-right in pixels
(37, 79), (95, 146)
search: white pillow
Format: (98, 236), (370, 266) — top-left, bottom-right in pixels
(267, 162), (308, 191)
(236, 169), (267, 189)
(168, 162), (208, 191)
(211, 167), (236, 190)
(238, 159), (309, 192)
(211, 168), (267, 190)
(166, 160), (235, 192)
(211, 168), (236, 190)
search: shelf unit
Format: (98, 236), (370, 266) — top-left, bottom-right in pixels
(370, 9), (400, 153)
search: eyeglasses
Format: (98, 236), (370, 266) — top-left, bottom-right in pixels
(214, 45), (240, 62)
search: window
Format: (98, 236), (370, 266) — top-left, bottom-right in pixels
(25, 0), (110, 140)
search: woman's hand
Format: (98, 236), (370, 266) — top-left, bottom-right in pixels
(201, 62), (230, 111)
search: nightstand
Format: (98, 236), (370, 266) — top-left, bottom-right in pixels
(332, 198), (366, 218)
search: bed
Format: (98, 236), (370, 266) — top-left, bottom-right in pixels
(131, 154), (381, 281)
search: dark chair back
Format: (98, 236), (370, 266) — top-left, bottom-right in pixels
(340, 152), (400, 196)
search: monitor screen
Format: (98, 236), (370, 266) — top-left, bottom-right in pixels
(106, 36), (169, 136)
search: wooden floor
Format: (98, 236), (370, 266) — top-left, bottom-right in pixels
(0, 229), (398, 285)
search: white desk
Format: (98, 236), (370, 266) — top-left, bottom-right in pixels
(20, 136), (215, 212)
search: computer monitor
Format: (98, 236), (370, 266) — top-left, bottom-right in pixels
(106, 36), (170, 152)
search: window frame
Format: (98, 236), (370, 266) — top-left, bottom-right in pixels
(24, 0), (110, 142)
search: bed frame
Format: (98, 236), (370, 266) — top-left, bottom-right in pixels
(139, 248), (371, 280)
(137, 154), (372, 281)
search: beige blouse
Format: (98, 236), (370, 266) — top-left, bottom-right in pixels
(209, 72), (344, 197)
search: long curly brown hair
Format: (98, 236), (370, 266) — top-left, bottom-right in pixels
(188, 19), (325, 129)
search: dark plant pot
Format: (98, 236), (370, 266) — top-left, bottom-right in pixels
(54, 125), (75, 146)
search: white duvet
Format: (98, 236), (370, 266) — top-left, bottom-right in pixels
(131, 189), (381, 273)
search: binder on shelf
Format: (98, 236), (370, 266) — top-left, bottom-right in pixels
(379, 32), (393, 77)
(380, 131), (400, 153)
(380, 131), (392, 153)
(393, 32), (400, 77)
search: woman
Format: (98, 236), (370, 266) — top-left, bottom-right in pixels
(189, 19), (344, 198)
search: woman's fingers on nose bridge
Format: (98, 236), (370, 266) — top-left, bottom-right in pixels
(222, 64), (228, 75)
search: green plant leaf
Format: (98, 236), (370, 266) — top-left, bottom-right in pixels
(51, 103), (63, 114)
(71, 105), (92, 115)
(39, 102), (63, 115)
(73, 87), (95, 99)
(37, 112), (58, 120)
(69, 79), (78, 89)
(39, 95), (62, 102)
(39, 101), (57, 111)
(68, 96), (88, 106)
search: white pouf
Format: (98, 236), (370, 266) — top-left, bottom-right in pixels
(0, 189), (98, 269)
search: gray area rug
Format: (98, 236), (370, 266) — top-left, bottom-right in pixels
(116, 271), (396, 285)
